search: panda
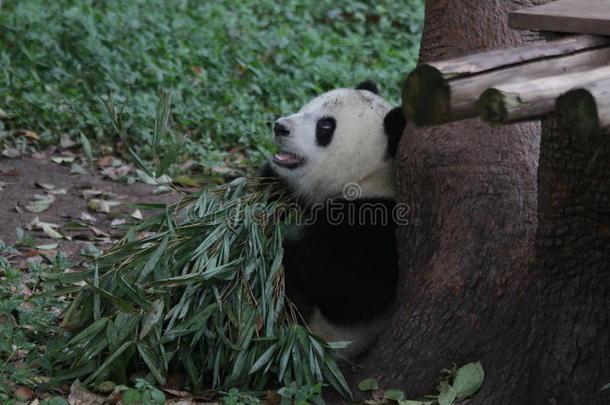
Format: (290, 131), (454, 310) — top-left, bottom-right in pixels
(264, 81), (406, 358)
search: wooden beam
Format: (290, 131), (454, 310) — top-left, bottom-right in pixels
(510, 0), (610, 36)
(556, 77), (610, 137)
(478, 66), (610, 124)
(415, 35), (610, 79)
(402, 36), (610, 126)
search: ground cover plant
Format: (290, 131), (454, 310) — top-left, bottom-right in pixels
(0, 0), (423, 173)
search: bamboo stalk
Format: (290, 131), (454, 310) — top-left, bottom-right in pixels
(402, 35), (610, 126)
(478, 66), (610, 124)
(555, 77), (610, 137)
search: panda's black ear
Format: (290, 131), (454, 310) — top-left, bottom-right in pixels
(384, 107), (406, 158)
(355, 80), (379, 95)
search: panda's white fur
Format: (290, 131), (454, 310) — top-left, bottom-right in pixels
(271, 88), (395, 205)
(267, 82), (404, 359)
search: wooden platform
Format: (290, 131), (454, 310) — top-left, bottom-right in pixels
(509, 0), (610, 36)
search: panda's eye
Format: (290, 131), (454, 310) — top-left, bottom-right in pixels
(319, 118), (334, 130)
(316, 117), (336, 147)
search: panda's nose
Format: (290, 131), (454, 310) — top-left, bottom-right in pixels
(273, 122), (290, 138)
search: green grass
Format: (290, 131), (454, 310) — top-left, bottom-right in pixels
(0, 0), (423, 170)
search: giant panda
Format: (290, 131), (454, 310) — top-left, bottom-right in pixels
(265, 81), (406, 358)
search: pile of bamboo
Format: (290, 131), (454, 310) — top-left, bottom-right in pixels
(402, 35), (610, 137)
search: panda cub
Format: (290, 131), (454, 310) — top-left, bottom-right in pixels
(265, 81), (406, 358)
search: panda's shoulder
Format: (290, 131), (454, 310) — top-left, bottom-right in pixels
(304, 198), (397, 244)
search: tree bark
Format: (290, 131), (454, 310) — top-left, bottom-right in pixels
(352, 1), (610, 404)
(526, 120), (610, 404)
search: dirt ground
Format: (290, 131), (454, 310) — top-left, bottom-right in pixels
(0, 154), (178, 258)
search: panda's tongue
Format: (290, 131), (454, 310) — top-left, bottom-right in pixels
(273, 152), (300, 165)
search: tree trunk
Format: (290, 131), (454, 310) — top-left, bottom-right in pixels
(352, 1), (608, 404)
(527, 120), (610, 404)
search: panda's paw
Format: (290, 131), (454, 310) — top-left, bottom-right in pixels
(308, 308), (391, 359)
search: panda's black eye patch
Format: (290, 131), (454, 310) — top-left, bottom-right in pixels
(316, 117), (336, 147)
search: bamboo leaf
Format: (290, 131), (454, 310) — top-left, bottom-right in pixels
(85, 283), (138, 313)
(137, 343), (166, 385)
(249, 344), (278, 374)
(83, 340), (134, 384)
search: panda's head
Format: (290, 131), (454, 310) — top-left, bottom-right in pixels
(270, 81), (406, 206)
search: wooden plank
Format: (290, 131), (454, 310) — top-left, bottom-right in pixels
(402, 45), (610, 126)
(428, 35), (610, 79)
(478, 65), (610, 124)
(509, 0), (610, 36)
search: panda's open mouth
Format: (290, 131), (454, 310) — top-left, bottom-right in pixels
(272, 151), (305, 169)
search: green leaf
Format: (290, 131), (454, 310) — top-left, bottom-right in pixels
(437, 381), (457, 405)
(116, 273), (154, 312)
(137, 343), (166, 385)
(384, 389), (406, 401)
(453, 362), (485, 399)
(67, 318), (108, 346)
(173, 175), (199, 187)
(156, 146), (179, 178)
(358, 378), (379, 391)
(140, 299), (164, 339)
(84, 340), (134, 384)
(122, 388), (142, 405)
(85, 283), (138, 312)
(31, 285), (83, 299)
(80, 132), (94, 168)
(153, 90), (172, 148)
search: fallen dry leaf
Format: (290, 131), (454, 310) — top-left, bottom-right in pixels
(100, 164), (131, 180)
(68, 382), (107, 405)
(90, 227), (110, 237)
(80, 212), (97, 224)
(36, 243), (59, 250)
(2, 146), (21, 158)
(153, 185), (172, 195)
(96, 155), (119, 167)
(110, 218), (127, 228)
(80, 189), (104, 199)
(51, 156), (75, 165)
(60, 133), (77, 149)
(87, 199), (110, 213)
(35, 182), (56, 190)
(23, 130), (40, 141)
(24, 194), (56, 213)
(70, 163), (89, 175)
(13, 386), (35, 400)
(41, 223), (63, 239)
(38, 248), (59, 259)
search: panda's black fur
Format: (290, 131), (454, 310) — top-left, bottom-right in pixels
(264, 81), (406, 357)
